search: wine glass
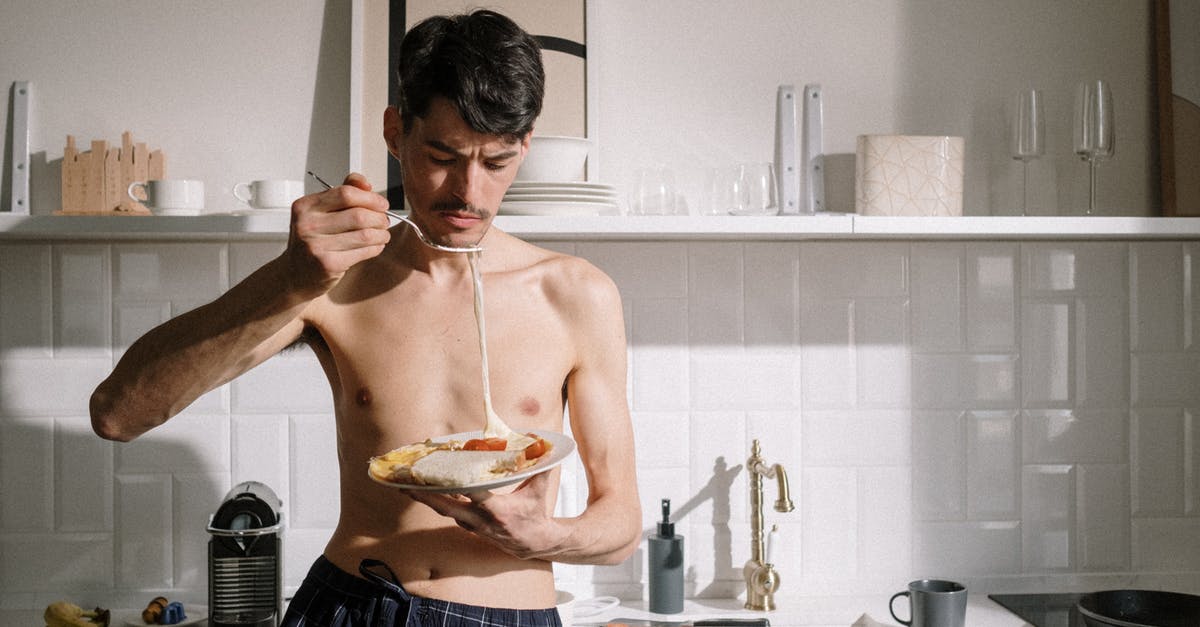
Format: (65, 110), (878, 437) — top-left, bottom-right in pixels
(1010, 89), (1044, 216)
(1073, 80), (1114, 215)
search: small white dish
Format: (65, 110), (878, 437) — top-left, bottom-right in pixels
(516, 136), (591, 182)
(369, 429), (576, 493)
(152, 209), (201, 217)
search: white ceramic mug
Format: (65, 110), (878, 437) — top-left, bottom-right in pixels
(127, 179), (205, 213)
(232, 179), (303, 209)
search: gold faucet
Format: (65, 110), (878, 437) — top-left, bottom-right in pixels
(743, 439), (794, 611)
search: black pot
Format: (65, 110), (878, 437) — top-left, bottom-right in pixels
(1077, 590), (1200, 627)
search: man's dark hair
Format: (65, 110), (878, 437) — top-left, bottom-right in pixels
(397, 10), (545, 141)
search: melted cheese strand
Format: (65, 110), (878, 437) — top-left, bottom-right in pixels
(469, 251), (534, 450)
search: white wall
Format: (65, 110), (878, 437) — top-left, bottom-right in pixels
(0, 1), (349, 214)
(592, 0), (1156, 216)
(1, 1), (1158, 218)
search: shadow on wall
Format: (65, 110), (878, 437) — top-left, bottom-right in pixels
(0, 412), (221, 604)
(664, 456), (743, 599)
(305, 0), (353, 194)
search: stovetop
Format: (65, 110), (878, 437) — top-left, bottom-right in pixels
(988, 594), (1086, 627)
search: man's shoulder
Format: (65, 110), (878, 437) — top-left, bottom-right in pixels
(522, 244), (612, 287)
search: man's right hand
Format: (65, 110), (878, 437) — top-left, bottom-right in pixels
(286, 172), (392, 295)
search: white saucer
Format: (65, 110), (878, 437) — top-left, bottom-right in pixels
(151, 209), (201, 216)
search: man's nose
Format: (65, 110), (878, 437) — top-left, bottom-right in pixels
(449, 163), (484, 206)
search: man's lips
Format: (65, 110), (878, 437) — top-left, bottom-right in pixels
(437, 211), (482, 229)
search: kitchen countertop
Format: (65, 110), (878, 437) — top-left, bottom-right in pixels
(571, 595), (1029, 627)
(0, 595), (1030, 627)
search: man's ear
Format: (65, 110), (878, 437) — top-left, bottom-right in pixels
(383, 106), (403, 158)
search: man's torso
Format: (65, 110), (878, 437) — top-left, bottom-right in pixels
(300, 233), (577, 607)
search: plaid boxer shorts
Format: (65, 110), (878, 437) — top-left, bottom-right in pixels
(281, 555), (564, 627)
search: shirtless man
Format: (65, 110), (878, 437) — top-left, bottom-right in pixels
(89, 10), (640, 625)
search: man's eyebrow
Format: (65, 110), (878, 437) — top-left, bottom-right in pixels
(425, 139), (520, 160)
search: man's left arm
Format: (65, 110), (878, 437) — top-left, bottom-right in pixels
(532, 263), (641, 564)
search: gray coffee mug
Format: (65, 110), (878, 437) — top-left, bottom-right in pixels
(889, 579), (967, 627)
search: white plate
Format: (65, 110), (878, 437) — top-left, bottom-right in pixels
(500, 201), (615, 216)
(369, 429), (575, 493)
(506, 186), (619, 196)
(508, 181), (616, 192)
(503, 193), (619, 203)
(114, 605), (207, 626)
(151, 209), (201, 217)
(231, 208), (290, 216)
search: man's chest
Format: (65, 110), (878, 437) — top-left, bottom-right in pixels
(314, 279), (573, 435)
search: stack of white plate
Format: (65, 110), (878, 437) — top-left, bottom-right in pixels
(500, 181), (622, 216)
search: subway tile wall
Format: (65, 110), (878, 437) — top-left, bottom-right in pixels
(1, 239), (1199, 607)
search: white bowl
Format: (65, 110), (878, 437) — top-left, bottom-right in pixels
(516, 135), (591, 182)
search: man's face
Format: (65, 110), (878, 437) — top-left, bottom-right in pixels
(385, 97), (530, 249)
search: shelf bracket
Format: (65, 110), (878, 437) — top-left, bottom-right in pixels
(802, 83), (824, 214)
(7, 81), (31, 214)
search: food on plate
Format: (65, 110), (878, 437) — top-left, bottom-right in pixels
(369, 432), (552, 487)
(43, 601), (110, 627)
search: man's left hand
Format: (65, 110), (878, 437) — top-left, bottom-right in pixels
(402, 470), (565, 559)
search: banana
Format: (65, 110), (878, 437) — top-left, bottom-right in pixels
(142, 596), (168, 624)
(43, 601), (110, 627)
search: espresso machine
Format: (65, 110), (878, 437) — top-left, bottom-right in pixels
(207, 481), (284, 626)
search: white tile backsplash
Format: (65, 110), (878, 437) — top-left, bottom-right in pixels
(966, 411), (1019, 519)
(0, 244), (52, 355)
(2, 237), (1199, 605)
(911, 243), (965, 353)
(53, 244), (111, 355)
(116, 474), (173, 588)
(56, 416), (113, 532)
(965, 245), (1018, 352)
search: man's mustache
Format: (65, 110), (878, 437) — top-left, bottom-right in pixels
(431, 201), (490, 218)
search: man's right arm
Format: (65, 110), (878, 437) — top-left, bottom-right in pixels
(90, 173), (391, 441)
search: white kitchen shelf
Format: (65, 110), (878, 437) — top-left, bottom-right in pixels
(2, 213), (1200, 241)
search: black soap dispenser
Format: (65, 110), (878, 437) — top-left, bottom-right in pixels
(648, 498), (684, 614)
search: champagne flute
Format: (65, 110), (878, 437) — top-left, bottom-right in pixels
(1073, 80), (1114, 215)
(1010, 89), (1044, 216)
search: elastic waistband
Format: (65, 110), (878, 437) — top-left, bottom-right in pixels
(307, 555), (408, 598)
(308, 556), (562, 623)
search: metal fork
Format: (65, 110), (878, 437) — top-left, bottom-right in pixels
(307, 171), (482, 253)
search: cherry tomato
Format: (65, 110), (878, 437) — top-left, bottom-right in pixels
(463, 437), (508, 451)
(523, 433), (549, 459)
